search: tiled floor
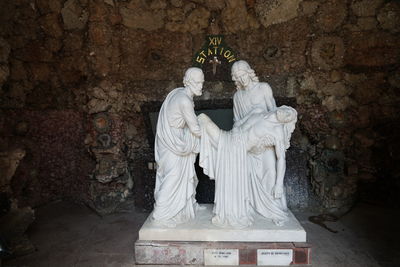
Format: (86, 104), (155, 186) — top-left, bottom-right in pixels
(3, 201), (399, 267)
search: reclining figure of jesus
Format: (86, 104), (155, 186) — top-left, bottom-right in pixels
(198, 105), (297, 229)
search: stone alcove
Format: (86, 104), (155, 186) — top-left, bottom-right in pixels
(0, 0), (398, 242)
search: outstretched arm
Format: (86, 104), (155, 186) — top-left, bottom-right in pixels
(181, 99), (201, 137)
(272, 149), (286, 199)
(233, 107), (265, 131)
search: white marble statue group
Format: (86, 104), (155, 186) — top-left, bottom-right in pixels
(151, 60), (298, 229)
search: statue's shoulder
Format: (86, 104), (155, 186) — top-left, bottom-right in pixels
(257, 82), (272, 91)
(168, 87), (184, 95)
(171, 88), (193, 106)
(168, 87), (185, 99)
(233, 89), (244, 98)
(255, 82), (273, 97)
(233, 89), (244, 105)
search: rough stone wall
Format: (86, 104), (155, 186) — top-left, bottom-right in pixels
(0, 0), (399, 214)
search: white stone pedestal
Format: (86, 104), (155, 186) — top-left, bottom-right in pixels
(139, 205), (306, 242)
(135, 205), (311, 266)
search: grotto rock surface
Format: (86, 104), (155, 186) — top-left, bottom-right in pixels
(0, 0), (399, 216)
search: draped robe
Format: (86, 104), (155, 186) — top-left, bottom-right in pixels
(199, 108), (293, 228)
(200, 126), (253, 229)
(152, 88), (200, 227)
(233, 83), (288, 223)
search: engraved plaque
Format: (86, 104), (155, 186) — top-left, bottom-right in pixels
(204, 248), (239, 266)
(257, 249), (293, 266)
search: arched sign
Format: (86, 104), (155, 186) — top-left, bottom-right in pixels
(193, 35), (238, 81)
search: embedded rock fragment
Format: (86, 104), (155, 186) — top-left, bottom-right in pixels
(300, 1), (319, 16)
(311, 36), (344, 70)
(357, 17), (377, 31)
(321, 82), (351, 97)
(0, 148), (26, 189)
(88, 22), (112, 46)
(120, 3), (165, 31)
(377, 2), (400, 33)
(322, 95), (354, 112)
(299, 72), (318, 93)
(170, 0), (183, 8)
(222, 0), (259, 33)
(61, 0), (89, 30)
(166, 6), (210, 33)
(0, 65), (9, 86)
(0, 36), (9, 88)
(0, 38), (10, 63)
(36, 0), (62, 14)
(316, 0), (347, 32)
(254, 0), (301, 28)
(351, 0), (384, 17)
(150, 0), (167, 10)
(204, 0), (225, 10)
(39, 13), (64, 38)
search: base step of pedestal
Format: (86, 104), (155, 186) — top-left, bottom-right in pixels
(135, 240), (311, 266)
(139, 205), (306, 242)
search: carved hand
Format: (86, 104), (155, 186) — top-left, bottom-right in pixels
(272, 185), (283, 199)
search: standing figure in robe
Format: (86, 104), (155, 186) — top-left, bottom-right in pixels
(231, 60), (288, 226)
(151, 67), (204, 227)
(198, 106), (297, 228)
